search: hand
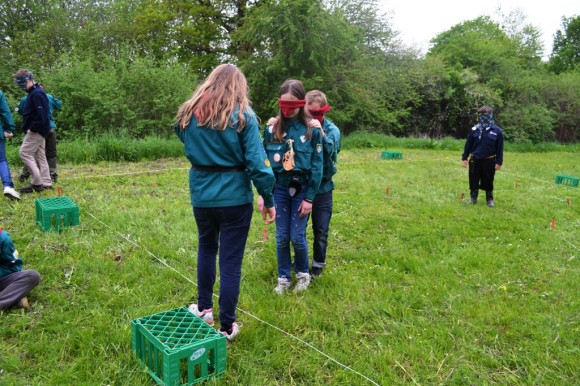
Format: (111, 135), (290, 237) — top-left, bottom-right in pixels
(462, 160), (468, 168)
(264, 207), (276, 225)
(298, 200), (312, 218)
(4, 131), (13, 138)
(267, 117), (278, 126)
(257, 196), (265, 216)
(495, 164), (502, 170)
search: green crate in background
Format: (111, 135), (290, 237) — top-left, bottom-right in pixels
(381, 150), (403, 160)
(35, 196), (80, 232)
(555, 174), (579, 188)
(131, 307), (227, 386)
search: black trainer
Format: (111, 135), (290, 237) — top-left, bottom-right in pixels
(310, 266), (323, 278)
(19, 184), (44, 193)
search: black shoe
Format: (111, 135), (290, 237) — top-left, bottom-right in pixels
(19, 184), (44, 193)
(50, 174), (58, 183)
(487, 200), (495, 207)
(310, 267), (323, 278)
(18, 174), (29, 183)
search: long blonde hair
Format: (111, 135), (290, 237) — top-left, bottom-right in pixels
(176, 64), (251, 132)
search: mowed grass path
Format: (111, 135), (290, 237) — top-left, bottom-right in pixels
(0, 149), (578, 385)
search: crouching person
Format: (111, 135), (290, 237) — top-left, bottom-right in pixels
(0, 228), (40, 310)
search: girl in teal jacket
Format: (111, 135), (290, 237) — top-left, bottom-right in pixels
(0, 90), (20, 200)
(175, 64), (275, 342)
(260, 79), (323, 294)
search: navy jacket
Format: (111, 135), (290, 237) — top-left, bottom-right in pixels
(462, 123), (504, 165)
(20, 84), (51, 138)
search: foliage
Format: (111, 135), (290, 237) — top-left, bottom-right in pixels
(550, 15), (580, 74)
(0, 151), (578, 384)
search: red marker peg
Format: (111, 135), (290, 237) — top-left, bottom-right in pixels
(460, 192), (465, 200)
(57, 187), (62, 196)
(551, 218), (556, 230)
(515, 180), (519, 188)
(386, 186), (390, 196)
(567, 197), (570, 206)
(262, 229), (268, 242)
(152, 181), (157, 187)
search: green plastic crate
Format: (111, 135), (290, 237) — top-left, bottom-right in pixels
(555, 174), (579, 188)
(131, 307), (227, 386)
(381, 150), (403, 160)
(35, 196), (80, 232)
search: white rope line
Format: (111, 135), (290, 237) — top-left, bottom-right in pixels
(86, 211), (381, 386)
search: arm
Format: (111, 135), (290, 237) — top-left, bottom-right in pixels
(0, 92), (16, 133)
(305, 128), (323, 201)
(174, 122), (185, 143)
(495, 129), (504, 169)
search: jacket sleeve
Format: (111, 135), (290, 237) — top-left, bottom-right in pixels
(462, 131), (474, 161)
(174, 123), (185, 143)
(495, 129), (504, 165)
(49, 94), (63, 111)
(241, 112), (275, 208)
(0, 92), (16, 133)
(306, 128), (323, 200)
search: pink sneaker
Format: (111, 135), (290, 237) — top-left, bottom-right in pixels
(188, 304), (214, 326)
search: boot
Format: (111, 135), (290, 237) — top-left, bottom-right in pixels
(469, 190), (478, 204)
(48, 157), (58, 182)
(486, 191), (494, 207)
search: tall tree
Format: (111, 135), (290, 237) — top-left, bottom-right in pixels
(550, 15), (580, 74)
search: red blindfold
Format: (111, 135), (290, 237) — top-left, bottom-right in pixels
(278, 98), (306, 117)
(308, 104), (331, 123)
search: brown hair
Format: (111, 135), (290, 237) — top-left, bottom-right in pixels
(176, 64), (251, 132)
(273, 79), (310, 141)
(478, 106), (493, 114)
(14, 69), (32, 78)
(305, 90), (328, 106)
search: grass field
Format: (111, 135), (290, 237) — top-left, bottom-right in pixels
(0, 148), (578, 385)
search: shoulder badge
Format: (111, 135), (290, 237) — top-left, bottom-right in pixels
(316, 144), (322, 153)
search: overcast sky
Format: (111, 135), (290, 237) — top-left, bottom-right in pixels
(378, 0), (579, 59)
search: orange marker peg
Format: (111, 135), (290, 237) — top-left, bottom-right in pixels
(567, 197), (570, 206)
(460, 192), (465, 200)
(263, 229), (268, 242)
(515, 180), (519, 188)
(551, 218), (556, 230)
(152, 181), (157, 187)
(57, 187), (62, 196)
(386, 186), (390, 196)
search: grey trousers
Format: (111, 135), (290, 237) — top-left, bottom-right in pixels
(19, 131), (51, 187)
(0, 270), (41, 309)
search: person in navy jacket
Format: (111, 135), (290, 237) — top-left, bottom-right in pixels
(461, 106), (504, 207)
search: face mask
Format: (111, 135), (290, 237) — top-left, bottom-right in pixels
(308, 104), (331, 123)
(278, 98), (305, 118)
(479, 113), (493, 126)
(15, 77), (29, 90)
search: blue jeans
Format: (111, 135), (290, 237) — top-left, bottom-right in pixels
(0, 140), (15, 188)
(274, 183), (309, 279)
(311, 190), (333, 268)
(193, 203), (253, 327)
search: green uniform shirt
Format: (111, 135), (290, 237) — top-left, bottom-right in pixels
(317, 118), (341, 195)
(175, 107), (275, 208)
(0, 91), (16, 141)
(0, 229), (23, 279)
(263, 119), (323, 201)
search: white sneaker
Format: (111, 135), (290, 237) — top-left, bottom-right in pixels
(220, 322), (241, 342)
(3, 186), (21, 201)
(293, 272), (311, 292)
(274, 277), (291, 295)
(188, 303), (214, 326)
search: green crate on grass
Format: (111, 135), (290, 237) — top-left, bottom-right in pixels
(131, 307), (227, 386)
(35, 196), (80, 232)
(381, 150), (403, 160)
(555, 174), (579, 188)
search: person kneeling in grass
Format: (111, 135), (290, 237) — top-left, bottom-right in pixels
(0, 228), (40, 310)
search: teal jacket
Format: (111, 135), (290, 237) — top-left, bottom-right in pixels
(0, 90), (16, 142)
(0, 229), (23, 279)
(19, 93), (62, 129)
(263, 119), (323, 201)
(318, 118), (341, 195)
(175, 108), (275, 208)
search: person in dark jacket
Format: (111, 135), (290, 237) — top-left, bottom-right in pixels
(461, 106), (504, 207)
(305, 90), (340, 277)
(0, 89), (21, 200)
(0, 228), (40, 310)
(13, 69), (52, 193)
(175, 64), (276, 342)
(18, 91), (62, 183)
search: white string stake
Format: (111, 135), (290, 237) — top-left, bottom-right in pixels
(86, 211), (381, 386)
